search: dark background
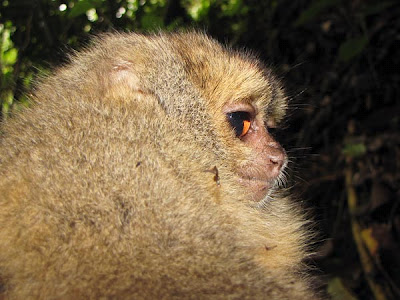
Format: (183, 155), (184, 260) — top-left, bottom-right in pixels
(1, 1), (399, 299)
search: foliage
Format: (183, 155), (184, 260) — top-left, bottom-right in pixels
(1, 0), (399, 299)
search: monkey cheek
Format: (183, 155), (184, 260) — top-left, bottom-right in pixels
(238, 178), (271, 202)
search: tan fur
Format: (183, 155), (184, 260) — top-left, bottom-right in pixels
(0, 32), (318, 299)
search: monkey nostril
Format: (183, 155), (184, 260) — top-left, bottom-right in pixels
(269, 153), (280, 164)
(267, 146), (285, 166)
(266, 149), (287, 178)
(270, 157), (281, 165)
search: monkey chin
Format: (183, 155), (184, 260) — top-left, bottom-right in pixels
(238, 177), (275, 202)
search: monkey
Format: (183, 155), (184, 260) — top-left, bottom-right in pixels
(0, 32), (319, 299)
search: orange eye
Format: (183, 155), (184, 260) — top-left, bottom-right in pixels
(226, 112), (252, 138)
(241, 119), (251, 137)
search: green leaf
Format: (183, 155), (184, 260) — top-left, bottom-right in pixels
(294, 0), (341, 26)
(342, 142), (367, 158)
(0, 71), (13, 89)
(327, 277), (358, 300)
(68, 0), (103, 18)
(338, 37), (368, 62)
(141, 14), (164, 30)
(222, 0), (243, 17)
(186, 0), (210, 21)
(2, 48), (18, 65)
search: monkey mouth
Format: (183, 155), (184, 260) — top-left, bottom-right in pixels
(238, 177), (274, 202)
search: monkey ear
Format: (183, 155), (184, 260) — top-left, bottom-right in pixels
(110, 60), (142, 92)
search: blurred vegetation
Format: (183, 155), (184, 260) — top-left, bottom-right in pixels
(0, 0), (399, 299)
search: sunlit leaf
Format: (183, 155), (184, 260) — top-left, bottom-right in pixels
(2, 48), (18, 65)
(185, 0), (210, 21)
(68, 0), (103, 18)
(342, 142), (366, 158)
(361, 228), (379, 257)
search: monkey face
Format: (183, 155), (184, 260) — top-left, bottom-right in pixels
(223, 101), (288, 202)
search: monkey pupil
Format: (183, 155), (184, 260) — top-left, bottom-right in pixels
(227, 112), (251, 137)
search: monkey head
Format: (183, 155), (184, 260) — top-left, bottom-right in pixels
(162, 33), (289, 202)
(79, 32), (289, 203)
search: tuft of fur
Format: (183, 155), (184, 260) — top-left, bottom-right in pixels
(0, 32), (319, 299)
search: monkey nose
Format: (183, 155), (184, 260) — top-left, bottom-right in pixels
(266, 145), (286, 177)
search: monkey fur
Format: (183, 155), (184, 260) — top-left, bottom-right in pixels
(0, 32), (318, 299)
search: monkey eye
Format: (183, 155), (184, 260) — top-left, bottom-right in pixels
(226, 111), (252, 138)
